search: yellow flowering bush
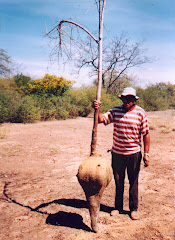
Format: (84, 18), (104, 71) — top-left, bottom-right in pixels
(28, 74), (72, 96)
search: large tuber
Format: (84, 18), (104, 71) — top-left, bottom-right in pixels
(77, 155), (113, 232)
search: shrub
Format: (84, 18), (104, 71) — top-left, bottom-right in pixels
(14, 73), (32, 94)
(0, 77), (16, 90)
(0, 88), (21, 123)
(142, 85), (169, 111)
(100, 90), (121, 113)
(65, 86), (122, 116)
(0, 79), (174, 123)
(35, 95), (57, 121)
(56, 107), (69, 120)
(0, 88), (40, 123)
(65, 86), (96, 117)
(56, 95), (79, 119)
(27, 74), (72, 96)
(14, 73), (31, 87)
(136, 83), (175, 111)
(135, 87), (145, 109)
(16, 95), (41, 123)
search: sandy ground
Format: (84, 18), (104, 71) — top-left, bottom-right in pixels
(0, 110), (174, 240)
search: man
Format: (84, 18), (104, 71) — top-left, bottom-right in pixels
(93, 87), (150, 220)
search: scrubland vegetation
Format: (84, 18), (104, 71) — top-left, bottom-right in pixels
(0, 72), (174, 123)
(0, 48), (174, 123)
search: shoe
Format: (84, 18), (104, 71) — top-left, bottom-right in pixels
(130, 211), (139, 220)
(110, 210), (119, 216)
(110, 209), (123, 216)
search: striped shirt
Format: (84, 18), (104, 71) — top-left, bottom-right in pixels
(103, 105), (149, 155)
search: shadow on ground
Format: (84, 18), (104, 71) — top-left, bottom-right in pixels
(35, 198), (114, 214)
(3, 182), (114, 232)
(46, 211), (91, 231)
(36, 198), (114, 231)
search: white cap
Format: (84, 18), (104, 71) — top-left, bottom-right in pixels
(118, 87), (139, 100)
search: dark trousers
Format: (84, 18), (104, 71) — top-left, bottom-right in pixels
(112, 152), (142, 211)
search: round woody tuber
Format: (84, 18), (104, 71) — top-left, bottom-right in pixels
(77, 155), (113, 233)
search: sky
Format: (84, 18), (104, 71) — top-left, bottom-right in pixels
(0, 0), (175, 88)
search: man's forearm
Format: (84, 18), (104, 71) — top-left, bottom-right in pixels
(93, 100), (104, 123)
(143, 133), (150, 153)
(97, 109), (104, 123)
(143, 132), (150, 167)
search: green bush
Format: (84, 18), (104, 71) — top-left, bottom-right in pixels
(164, 84), (175, 109)
(14, 73), (31, 88)
(56, 107), (69, 120)
(35, 95), (57, 121)
(0, 89), (40, 123)
(65, 86), (96, 117)
(65, 86), (121, 116)
(0, 78), (174, 123)
(0, 77), (16, 90)
(143, 86), (168, 111)
(56, 95), (79, 119)
(34, 94), (79, 121)
(136, 83), (173, 111)
(16, 95), (41, 123)
(101, 90), (121, 113)
(0, 88), (21, 123)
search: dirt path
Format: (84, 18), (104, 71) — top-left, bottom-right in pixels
(0, 110), (174, 240)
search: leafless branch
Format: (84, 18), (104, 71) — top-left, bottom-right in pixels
(45, 1), (152, 93)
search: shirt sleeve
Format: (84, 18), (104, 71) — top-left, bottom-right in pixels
(141, 112), (149, 135)
(102, 109), (114, 125)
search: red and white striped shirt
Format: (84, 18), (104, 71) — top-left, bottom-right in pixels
(103, 105), (149, 155)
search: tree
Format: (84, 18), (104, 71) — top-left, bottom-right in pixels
(0, 77), (16, 90)
(94, 70), (132, 94)
(46, 3), (151, 93)
(137, 83), (174, 111)
(74, 32), (151, 92)
(0, 49), (12, 77)
(14, 73), (32, 94)
(166, 84), (175, 108)
(14, 73), (31, 88)
(27, 73), (72, 96)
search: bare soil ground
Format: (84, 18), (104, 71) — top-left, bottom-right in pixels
(0, 110), (174, 240)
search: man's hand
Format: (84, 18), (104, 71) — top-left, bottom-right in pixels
(92, 100), (104, 123)
(93, 100), (101, 109)
(143, 133), (150, 167)
(143, 155), (150, 167)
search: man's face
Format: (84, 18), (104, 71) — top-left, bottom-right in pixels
(121, 95), (136, 110)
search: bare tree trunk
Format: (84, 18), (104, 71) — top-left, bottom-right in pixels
(90, 0), (106, 156)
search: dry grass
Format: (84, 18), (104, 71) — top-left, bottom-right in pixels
(147, 110), (175, 133)
(0, 125), (10, 139)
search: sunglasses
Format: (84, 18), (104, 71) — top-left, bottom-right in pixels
(121, 95), (135, 102)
